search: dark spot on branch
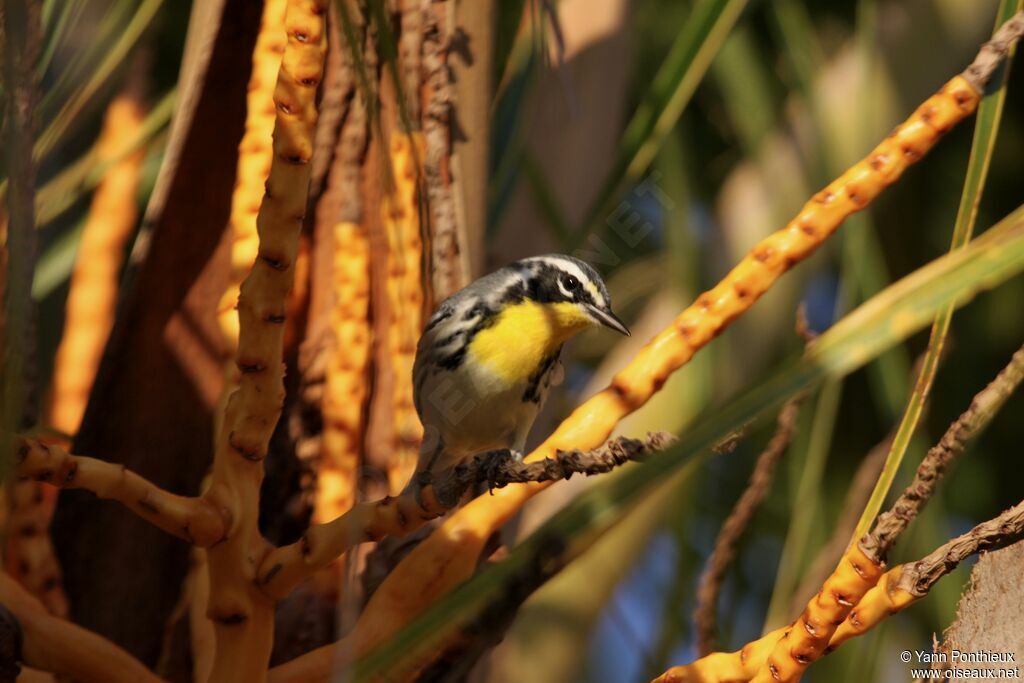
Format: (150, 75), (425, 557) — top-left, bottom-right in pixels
(260, 563), (282, 586)
(228, 433), (261, 461)
(238, 361), (267, 374)
(215, 613), (248, 625)
(752, 245), (774, 263)
(280, 152), (308, 165)
(260, 252), (290, 270)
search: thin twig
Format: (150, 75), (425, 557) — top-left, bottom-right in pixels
(899, 497), (1024, 598)
(860, 343), (1024, 563)
(694, 398), (803, 655)
(257, 432), (674, 599)
(432, 432), (676, 507)
(961, 10), (1024, 92)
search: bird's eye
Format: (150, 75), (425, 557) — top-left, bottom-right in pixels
(562, 275), (580, 291)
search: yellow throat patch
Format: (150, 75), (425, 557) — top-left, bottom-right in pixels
(467, 300), (591, 382)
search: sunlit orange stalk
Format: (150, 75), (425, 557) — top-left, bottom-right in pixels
(750, 546), (885, 682)
(195, 2), (288, 674)
(7, 83), (146, 617)
(652, 628), (787, 683)
(265, 61), (983, 683)
(315, 219), (371, 521)
(203, 1), (326, 681)
(381, 131), (426, 494)
(216, 0), (288, 355)
(826, 566), (916, 651)
(48, 91), (146, 434)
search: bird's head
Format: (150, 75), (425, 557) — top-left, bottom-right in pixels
(515, 254), (630, 338)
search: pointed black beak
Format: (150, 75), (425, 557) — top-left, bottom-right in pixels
(587, 304), (630, 336)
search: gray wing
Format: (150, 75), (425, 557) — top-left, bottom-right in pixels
(412, 266), (524, 418)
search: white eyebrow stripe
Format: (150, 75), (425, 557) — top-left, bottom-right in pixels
(521, 255), (609, 308)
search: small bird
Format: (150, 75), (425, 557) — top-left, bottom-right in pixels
(408, 254), (629, 498)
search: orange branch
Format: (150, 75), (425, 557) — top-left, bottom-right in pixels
(12, 437), (227, 546)
(201, 1), (327, 680)
(315, 219), (371, 522)
(651, 628), (787, 683)
(0, 571), (162, 683)
(380, 132), (426, 494)
(216, 0), (288, 356)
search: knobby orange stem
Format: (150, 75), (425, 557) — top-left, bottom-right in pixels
(315, 218), (371, 521)
(308, 54), (369, 522)
(216, 0), (288, 356)
(202, 1), (326, 681)
(14, 438), (226, 545)
(380, 132), (426, 494)
(826, 566), (916, 652)
(830, 495), (1024, 652)
(266, 59), (985, 683)
(195, 3), (287, 675)
(651, 628), (787, 683)
(750, 545), (885, 682)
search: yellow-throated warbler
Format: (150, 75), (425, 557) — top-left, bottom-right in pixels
(408, 254), (629, 495)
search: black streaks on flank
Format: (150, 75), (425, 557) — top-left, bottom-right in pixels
(523, 348), (562, 403)
(435, 307), (500, 371)
(423, 305), (453, 334)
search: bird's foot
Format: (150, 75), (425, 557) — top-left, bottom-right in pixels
(483, 449), (523, 495)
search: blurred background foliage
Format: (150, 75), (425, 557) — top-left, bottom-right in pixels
(13, 0), (1023, 681)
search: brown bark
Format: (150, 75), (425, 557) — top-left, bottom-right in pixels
(939, 540), (1024, 674)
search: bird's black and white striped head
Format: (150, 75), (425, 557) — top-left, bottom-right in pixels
(417, 253), (629, 390)
(505, 254), (629, 335)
